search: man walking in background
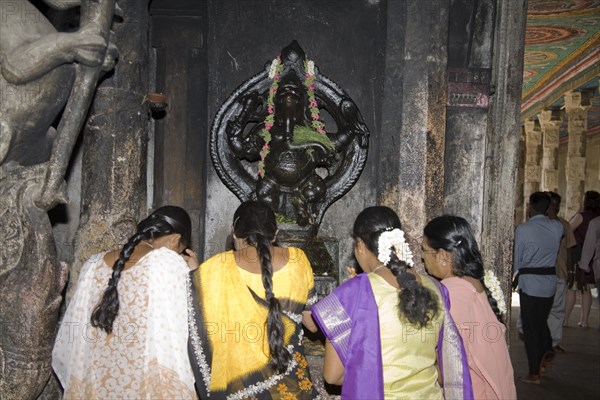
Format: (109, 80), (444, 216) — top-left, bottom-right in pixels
(514, 192), (564, 384)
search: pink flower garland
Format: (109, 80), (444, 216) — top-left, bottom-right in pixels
(257, 56), (326, 177)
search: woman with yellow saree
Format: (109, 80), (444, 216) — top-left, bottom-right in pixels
(187, 201), (319, 399)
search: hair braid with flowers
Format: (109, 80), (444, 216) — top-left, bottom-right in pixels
(354, 206), (439, 328)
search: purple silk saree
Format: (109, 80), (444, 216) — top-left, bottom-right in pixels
(312, 273), (473, 400)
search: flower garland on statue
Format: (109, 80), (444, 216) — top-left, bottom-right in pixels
(257, 57), (327, 177)
(484, 270), (508, 316)
(377, 228), (414, 267)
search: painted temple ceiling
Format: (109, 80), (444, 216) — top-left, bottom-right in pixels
(521, 0), (600, 132)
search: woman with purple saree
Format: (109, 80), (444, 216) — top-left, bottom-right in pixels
(311, 206), (473, 399)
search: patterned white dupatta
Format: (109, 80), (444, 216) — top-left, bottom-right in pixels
(52, 248), (196, 399)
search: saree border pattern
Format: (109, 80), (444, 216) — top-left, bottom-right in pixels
(226, 345), (298, 400)
(427, 276), (474, 400)
(186, 274), (211, 394)
(311, 294), (352, 360)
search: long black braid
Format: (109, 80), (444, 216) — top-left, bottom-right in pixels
(386, 250), (439, 328)
(424, 215), (504, 323)
(90, 206), (191, 333)
(354, 207), (439, 328)
(233, 201), (291, 373)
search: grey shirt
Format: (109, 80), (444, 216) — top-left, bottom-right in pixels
(514, 214), (564, 297)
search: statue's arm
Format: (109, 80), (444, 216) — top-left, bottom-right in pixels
(226, 93), (263, 160)
(226, 121), (262, 161)
(290, 141), (335, 165)
(1, 29), (109, 85)
(333, 99), (369, 150)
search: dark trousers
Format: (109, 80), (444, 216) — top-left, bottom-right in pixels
(520, 290), (554, 375)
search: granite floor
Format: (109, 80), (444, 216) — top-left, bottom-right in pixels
(510, 291), (600, 400)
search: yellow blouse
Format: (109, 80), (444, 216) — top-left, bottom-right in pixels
(368, 273), (444, 400)
(196, 247), (315, 392)
(237, 247), (315, 305)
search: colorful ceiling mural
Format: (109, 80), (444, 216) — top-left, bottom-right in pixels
(521, 0), (600, 121)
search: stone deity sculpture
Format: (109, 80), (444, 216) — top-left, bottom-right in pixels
(0, 1), (116, 398)
(212, 41), (369, 228)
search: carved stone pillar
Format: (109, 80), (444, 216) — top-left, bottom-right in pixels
(564, 91), (591, 218)
(515, 127), (526, 224)
(523, 119), (542, 212)
(378, 0), (449, 264)
(538, 109), (562, 192)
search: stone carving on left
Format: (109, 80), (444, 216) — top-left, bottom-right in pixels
(0, 1), (116, 398)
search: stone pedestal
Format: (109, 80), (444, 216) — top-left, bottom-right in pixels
(538, 109), (562, 192)
(278, 225), (339, 299)
(564, 91), (591, 218)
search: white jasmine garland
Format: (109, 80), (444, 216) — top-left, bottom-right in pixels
(268, 58), (280, 79)
(306, 60), (315, 76)
(484, 270), (507, 315)
(377, 229), (414, 267)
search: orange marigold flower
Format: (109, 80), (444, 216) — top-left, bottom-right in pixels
(282, 393), (297, 400)
(299, 359), (308, 369)
(296, 368), (305, 379)
(276, 383), (288, 394)
(299, 378), (313, 391)
(293, 352), (303, 362)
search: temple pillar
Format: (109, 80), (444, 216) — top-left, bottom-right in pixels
(378, 0), (449, 256)
(538, 109), (562, 193)
(523, 119), (542, 213)
(69, 0), (151, 300)
(479, 0), (527, 317)
(514, 126), (526, 224)
(564, 91), (591, 218)
(443, 0), (496, 238)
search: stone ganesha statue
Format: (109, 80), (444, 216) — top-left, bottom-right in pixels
(0, 1), (117, 398)
(211, 41), (369, 227)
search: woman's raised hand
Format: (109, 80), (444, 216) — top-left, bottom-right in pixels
(182, 249), (199, 270)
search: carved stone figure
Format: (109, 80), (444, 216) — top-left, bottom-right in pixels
(0, 1), (116, 398)
(211, 41), (369, 227)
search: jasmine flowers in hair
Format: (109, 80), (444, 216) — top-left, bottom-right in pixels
(377, 228), (414, 267)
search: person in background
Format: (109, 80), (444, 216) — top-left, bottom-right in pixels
(564, 190), (600, 328)
(545, 192), (576, 352)
(53, 206), (198, 399)
(513, 192), (563, 384)
(579, 215), (600, 310)
(187, 201), (318, 399)
(312, 206), (472, 399)
(423, 215), (516, 399)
